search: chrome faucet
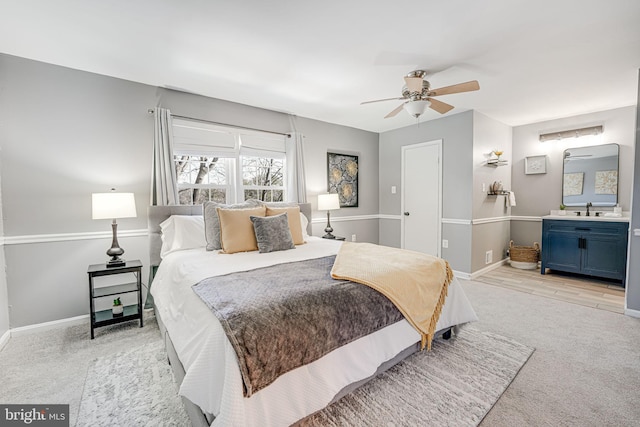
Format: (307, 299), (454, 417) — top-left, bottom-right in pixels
(586, 202), (592, 216)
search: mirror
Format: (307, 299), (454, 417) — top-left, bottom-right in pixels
(562, 143), (619, 207)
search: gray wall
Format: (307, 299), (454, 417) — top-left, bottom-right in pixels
(378, 111), (474, 272)
(0, 54), (379, 328)
(626, 73), (640, 313)
(511, 106), (637, 246)
(378, 110), (513, 275)
(0, 151), (8, 338)
(291, 116), (379, 242)
(470, 112), (513, 272)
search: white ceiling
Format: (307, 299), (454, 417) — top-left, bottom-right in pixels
(2, 0), (639, 133)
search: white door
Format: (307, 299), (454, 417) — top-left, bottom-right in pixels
(401, 140), (442, 257)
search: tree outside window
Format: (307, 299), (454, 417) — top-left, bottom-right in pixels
(174, 155), (285, 205)
(242, 156), (285, 202)
(175, 155), (228, 205)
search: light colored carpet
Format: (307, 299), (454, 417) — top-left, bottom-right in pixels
(0, 316), (162, 426)
(4, 277), (638, 426)
(76, 340), (189, 427)
(72, 325), (532, 427)
(301, 328), (533, 426)
(463, 279), (640, 426)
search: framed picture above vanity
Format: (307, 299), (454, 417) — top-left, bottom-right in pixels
(562, 143), (619, 207)
(525, 155), (547, 174)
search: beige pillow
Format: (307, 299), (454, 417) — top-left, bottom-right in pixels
(217, 206), (266, 254)
(266, 206), (305, 245)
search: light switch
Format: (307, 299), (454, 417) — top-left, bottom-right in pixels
(391, 186), (397, 194)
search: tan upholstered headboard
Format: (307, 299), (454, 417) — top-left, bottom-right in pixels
(148, 203), (313, 269)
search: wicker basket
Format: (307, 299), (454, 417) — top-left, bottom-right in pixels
(509, 240), (540, 263)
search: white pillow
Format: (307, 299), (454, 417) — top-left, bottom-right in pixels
(160, 215), (206, 258)
(300, 212), (310, 239)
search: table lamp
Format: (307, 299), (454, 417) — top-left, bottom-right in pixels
(92, 190), (137, 267)
(318, 193), (340, 239)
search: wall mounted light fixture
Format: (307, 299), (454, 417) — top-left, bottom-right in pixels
(539, 125), (603, 142)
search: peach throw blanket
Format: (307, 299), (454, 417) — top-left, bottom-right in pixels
(331, 242), (453, 350)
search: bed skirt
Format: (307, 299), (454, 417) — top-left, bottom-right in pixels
(155, 305), (453, 427)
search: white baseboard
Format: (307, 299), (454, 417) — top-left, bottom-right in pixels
(624, 308), (640, 318)
(9, 309), (156, 338)
(10, 314), (89, 337)
(0, 329), (10, 351)
(454, 258), (509, 281)
(453, 270), (471, 280)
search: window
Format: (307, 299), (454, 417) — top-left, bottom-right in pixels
(175, 155), (232, 204)
(171, 118), (287, 205)
(242, 156), (285, 202)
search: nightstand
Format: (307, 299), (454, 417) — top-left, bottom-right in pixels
(323, 235), (346, 241)
(87, 260), (143, 339)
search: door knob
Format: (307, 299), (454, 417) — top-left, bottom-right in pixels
(404, 212), (410, 216)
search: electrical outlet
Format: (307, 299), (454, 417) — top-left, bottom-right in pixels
(351, 234), (357, 242)
(442, 239), (448, 248)
(485, 250), (493, 264)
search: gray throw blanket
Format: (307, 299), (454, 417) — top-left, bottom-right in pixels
(192, 255), (405, 397)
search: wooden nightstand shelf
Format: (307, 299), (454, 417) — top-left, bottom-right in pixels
(87, 260), (143, 339)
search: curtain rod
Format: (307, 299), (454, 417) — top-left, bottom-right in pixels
(147, 109), (291, 138)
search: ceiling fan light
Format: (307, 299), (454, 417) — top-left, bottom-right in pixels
(403, 100), (431, 118)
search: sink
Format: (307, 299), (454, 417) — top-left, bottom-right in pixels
(546, 211), (629, 222)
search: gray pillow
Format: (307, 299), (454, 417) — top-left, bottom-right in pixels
(203, 199), (261, 250)
(250, 213), (295, 254)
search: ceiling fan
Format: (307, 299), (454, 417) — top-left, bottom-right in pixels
(361, 70), (480, 119)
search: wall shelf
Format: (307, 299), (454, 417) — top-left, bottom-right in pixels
(486, 159), (508, 167)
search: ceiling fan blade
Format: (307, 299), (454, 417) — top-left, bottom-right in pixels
(428, 98), (455, 114)
(428, 80), (480, 97)
(385, 103), (406, 118)
(361, 97), (404, 105)
(404, 76), (423, 93)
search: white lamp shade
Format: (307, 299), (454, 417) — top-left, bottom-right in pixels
(403, 100), (431, 118)
(92, 192), (137, 220)
(318, 193), (340, 211)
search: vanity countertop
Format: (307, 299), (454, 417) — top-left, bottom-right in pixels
(544, 213), (629, 222)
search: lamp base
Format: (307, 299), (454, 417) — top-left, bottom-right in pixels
(106, 220), (126, 268)
(323, 212), (336, 240)
(107, 258), (126, 268)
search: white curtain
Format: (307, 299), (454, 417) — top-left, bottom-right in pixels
(285, 132), (307, 203)
(151, 108), (179, 205)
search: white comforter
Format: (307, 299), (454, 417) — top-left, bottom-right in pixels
(151, 237), (478, 427)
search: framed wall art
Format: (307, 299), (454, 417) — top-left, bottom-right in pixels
(563, 172), (584, 196)
(327, 152), (358, 207)
(525, 155), (547, 174)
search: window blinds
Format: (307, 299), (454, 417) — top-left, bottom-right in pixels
(172, 118), (236, 157)
(172, 118), (286, 158)
(239, 131), (286, 159)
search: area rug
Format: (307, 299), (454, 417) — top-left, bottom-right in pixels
(299, 327), (534, 426)
(76, 340), (189, 427)
(76, 327), (533, 427)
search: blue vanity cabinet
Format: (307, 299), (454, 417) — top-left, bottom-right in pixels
(541, 219), (628, 285)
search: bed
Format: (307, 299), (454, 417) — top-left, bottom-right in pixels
(148, 203), (478, 427)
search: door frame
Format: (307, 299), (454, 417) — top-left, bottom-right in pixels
(400, 139), (443, 257)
